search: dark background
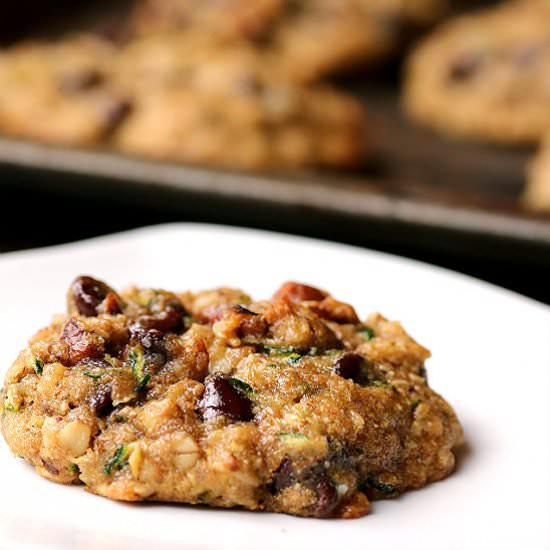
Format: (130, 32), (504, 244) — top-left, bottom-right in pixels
(2, 181), (549, 305)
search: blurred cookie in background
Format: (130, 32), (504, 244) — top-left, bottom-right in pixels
(264, 0), (396, 83)
(128, 0), (283, 41)
(0, 34), (131, 146)
(113, 34), (368, 170)
(403, 0), (550, 145)
(128, 0), (450, 83)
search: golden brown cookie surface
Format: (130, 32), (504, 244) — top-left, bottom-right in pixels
(1, 277), (463, 518)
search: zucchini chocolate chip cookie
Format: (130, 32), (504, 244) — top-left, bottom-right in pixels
(1, 277), (463, 518)
(403, 0), (550, 144)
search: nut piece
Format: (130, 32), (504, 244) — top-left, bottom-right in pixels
(273, 282), (327, 303)
(43, 418), (91, 457)
(172, 432), (199, 471)
(58, 421), (92, 457)
(127, 442), (144, 478)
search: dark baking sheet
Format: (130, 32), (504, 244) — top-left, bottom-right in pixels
(1, 0), (550, 264)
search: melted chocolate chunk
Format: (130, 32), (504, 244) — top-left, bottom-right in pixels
(271, 455), (342, 517)
(198, 374), (253, 421)
(271, 458), (295, 493)
(136, 296), (187, 334)
(88, 385), (113, 417)
(333, 352), (363, 382)
(69, 276), (114, 317)
(128, 323), (167, 368)
(69, 276), (123, 317)
(311, 477), (338, 517)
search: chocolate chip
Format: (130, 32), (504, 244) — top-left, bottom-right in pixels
(311, 477), (338, 517)
(270, 456), (340, 517)
(136, 297), (187, 334)
(128, 323), (167, 368)
(89, 385), (113, 417)
(271, 458), (295, 493)
(135, 310), (183, 334)
(448, 53), (482, 81)
(129, 323), (164, 348)
(333, 352), (363, 382)
(198, 374), (253, 421)
(69, 276), (120, 317)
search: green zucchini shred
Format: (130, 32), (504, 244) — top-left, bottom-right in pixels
(33, 358), (44, 376)
(83, 371), (102, 379)
(104, 444), (129, 475)
(129, 346), (149, 392)
(360, 327), (375, 341)
(366, 475), (397, 494)
(228, 377), (255, 396)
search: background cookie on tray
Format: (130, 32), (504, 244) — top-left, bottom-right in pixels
(0, 34), (131, 146)
(113, 34), (368, 170)
(128, 0), (284, 41)
(403, 0), (550, 144)
(263, 0), (397, 83)
(127, 0), (450, 83)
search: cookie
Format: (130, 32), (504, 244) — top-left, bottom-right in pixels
(403, 0), (550, 144)
(523, 132), (550, 212)
(128, 0), (284, 41)
(270, 0), (449, 82)
(266, 0), (395, 83)
(1, 277), (463, 519)
(127, 0), (449, 83)
(113, 34), (368, 170)
(0, 35), (132, 146)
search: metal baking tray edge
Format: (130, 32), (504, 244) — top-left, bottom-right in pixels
(1, 137), (550, 246)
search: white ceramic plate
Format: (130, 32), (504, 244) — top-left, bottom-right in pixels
(1, 224), (549, 550)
